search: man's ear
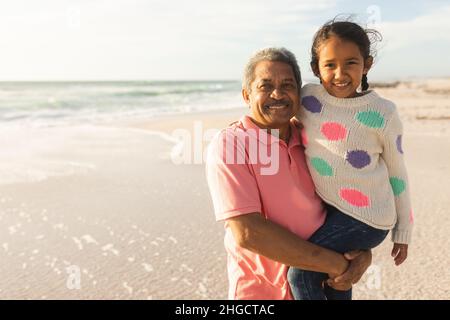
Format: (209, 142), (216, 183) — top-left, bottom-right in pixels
(364, 56), (374, 74)
(242, 88), (251, 106)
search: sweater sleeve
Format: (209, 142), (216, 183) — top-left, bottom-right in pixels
(381, 107), (413, 244)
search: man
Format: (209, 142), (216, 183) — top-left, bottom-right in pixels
(206, 47), (371, 300)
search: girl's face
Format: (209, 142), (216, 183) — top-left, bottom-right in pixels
(315, 36), (372, 98)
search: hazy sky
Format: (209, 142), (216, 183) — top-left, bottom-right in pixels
(1, 0), (449, 81)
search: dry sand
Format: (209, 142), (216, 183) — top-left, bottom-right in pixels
(0, 79), (449, 299)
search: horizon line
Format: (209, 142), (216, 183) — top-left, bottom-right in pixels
(0, 76), (448, 83)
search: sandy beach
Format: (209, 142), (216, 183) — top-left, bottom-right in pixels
(1, 79), (449, 299)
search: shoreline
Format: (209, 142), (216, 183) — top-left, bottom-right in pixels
(113, 106), (248, 135)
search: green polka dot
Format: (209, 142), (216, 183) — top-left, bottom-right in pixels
(356, 111), (385, 128)
(390, 177), (406, 196)
(311, 157), (333, 176)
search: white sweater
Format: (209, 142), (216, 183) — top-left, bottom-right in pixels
(296, 84), (413, 244)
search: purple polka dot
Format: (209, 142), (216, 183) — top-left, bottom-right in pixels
(346, 150), (371, 169)
(302, 96), (322, 113)
(396, 135), (403, 154)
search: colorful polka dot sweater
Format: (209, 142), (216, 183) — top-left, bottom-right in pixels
(296, 83), (413, 244)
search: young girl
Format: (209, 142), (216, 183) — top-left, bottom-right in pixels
(287, 19), (413, 300)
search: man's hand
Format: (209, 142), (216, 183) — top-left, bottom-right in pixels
(325, 277), (352, 291)
(326, 250), (372, 290)
(391, 243), (408, 266)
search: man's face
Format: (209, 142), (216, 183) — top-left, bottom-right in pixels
(243, 61), (300, 129)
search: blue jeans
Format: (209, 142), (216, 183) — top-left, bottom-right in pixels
(287, 204), (389, 300)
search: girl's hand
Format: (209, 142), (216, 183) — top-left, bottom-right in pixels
(291, 117), (302, 129)
(391, 243), (408, 266)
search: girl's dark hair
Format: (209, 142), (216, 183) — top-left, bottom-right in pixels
(311, 17), (382, 91)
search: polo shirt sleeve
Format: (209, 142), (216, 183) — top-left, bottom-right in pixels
(206, 129), (262, 221)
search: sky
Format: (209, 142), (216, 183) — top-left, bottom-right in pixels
(0, 0), (449, 81)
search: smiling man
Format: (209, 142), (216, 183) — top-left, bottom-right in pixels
(206, 47), (372, 300)
(242, 59), (300, 141)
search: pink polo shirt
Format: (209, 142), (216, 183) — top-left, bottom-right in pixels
(206, 115), (326, 300)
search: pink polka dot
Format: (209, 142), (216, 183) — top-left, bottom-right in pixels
(409, 209), (414, 224)
(339, 188), (370, 207)
(321, 122), (347, 141)
(301, 128), (308, 146)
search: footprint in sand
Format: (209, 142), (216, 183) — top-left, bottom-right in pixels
(123, 282), (133, 295)
(198, 283), (207, 294)
(139, 230), (150, 237)
(72, 237), (83, 250)
(102, 243), (120, 256)
(8, 224), (21, 235)
(180, 264), (193, 273)
(182, 278), (192, 286)
(52, 223), (66, 231)
(81, 234), (99, 245)
(142, 263), (154, 272)
(168, 236), (178, 244)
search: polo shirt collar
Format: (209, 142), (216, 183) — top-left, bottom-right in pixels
(239, 115), (300, 148)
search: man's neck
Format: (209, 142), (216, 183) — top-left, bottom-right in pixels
(277, 125), (291, 143)
(266, 125), (291, 143)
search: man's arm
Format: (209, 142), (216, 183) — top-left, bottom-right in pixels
(228, 213), (349, 277)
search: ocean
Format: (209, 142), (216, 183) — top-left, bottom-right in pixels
(0, 81), (244, 185)
(0, 81), (243, 127)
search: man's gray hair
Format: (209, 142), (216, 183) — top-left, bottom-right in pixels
(242, 47), (302, 94)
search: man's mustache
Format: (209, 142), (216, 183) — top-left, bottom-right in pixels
(265, 100), (292, 108)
